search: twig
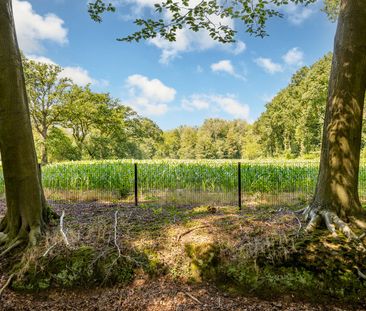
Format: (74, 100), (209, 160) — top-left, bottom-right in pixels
(293, 213), (302, 234)
(184, 292), (202, 305)
(0, 273), (14, 296)
(42, 243), (57, 257)
(177, 225), (210, 241)
(114, 211), (121, 258)
(357, 267), (366, 280)
(60, 210), (69, 246)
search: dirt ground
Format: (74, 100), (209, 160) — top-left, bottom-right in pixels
(0, 200), (365, 311)
(0, 278), (359, 311)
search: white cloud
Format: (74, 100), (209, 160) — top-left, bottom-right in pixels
(254, 57), (284, 74)
(210, 60), (245, 80)
(181, 95), (210, 111)
(26, 55), (106, 87)
(211, 60), (235, 75)
(150, 28), (218, 64)
(26, 55), (56, 65)
(131, 0), (244, 63)
(282, 47), (304, 66)
(124, 74), (176, 116)
(13, 0), (68, 53)
(229, 40), (246, 55)
(181, 94), (250, 120)
(283, 3), (314, 25)
(59, 67), (97, 86)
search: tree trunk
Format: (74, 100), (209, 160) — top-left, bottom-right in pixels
(306, 0), (366, 234)
(0, 0), (48, 250)
(41, 129), (48, 164)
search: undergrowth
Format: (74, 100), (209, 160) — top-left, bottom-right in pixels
(2, 203), (366, 306)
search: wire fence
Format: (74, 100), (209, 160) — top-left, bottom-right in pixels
(0, 160), (366, 208)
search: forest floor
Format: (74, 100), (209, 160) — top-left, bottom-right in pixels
(0, 200), (365, 311)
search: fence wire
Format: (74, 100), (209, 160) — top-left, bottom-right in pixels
(0, 160), (365, 208)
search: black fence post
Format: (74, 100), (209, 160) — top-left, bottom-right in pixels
(238, 162), (242, 210)
(134, 163), (138, 206)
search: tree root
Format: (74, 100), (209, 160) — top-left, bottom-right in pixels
(0, 239), (23, 258)
(0, 273), (14, 297)
(304, 206), (365, 243)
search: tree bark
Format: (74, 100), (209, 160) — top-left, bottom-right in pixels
(0, 0), (48, 249)
(41, 129), (48, 164)
(307, 0), (366, 233)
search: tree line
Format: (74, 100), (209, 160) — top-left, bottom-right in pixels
(25, 52), (366, 163)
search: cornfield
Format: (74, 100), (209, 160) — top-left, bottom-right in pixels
(0, 160), (366, 206)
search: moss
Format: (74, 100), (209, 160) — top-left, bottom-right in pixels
(185, 242), (220, 281)
(12, 246), (138, 291)
(141, 249), (166, 276)
(182, 234), (366, 304)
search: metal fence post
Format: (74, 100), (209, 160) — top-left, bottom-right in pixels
(134, 163), (138, 206)
(238, 162), (242, 210)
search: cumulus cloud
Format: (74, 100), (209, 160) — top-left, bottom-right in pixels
(228, 40), (246, 55)
(124, 74), (176, 116)
(283, 3), (314, 25)
(210, 60), (245, 80)
(181, 95), (210, 111)
(282, 47), (304, 66)
(59, 67), (97, 86)
(122, 0), (245, 63)
(211, 60), (235, 75)
(181, 94), (250, 120)
(26, 55), (106, 87)
(254, 57), (283, 74)
(150, 32), (247, 64)
(13, 0), (68, 53)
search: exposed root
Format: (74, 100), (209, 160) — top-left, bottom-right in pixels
(29, 226), (41, 247)
(304, 207), (362, 243)
(0, 273), (14, 297)
(304, 213), (322, 233)
(0, 239), (23, 258)
(349, 216), (366, 230)
(0, 232), (8, 245)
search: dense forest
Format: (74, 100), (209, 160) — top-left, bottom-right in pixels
(25, 53), (366, 162)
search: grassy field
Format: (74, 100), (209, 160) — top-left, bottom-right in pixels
(1, 159), (366, 205)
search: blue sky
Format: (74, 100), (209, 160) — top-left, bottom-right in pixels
(13, 0), (336, 130)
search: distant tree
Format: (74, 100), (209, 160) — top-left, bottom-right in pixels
(225, 120), (249, 158)
(178, 126), (198, 159)
(46, 128), (81, 162)
(159, 130), (181, 158)
(23, 57), (71, 164)
(59, 85), (113, 156)
(255, 54), (331, 157)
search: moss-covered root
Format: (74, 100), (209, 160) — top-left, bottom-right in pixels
(0, 224), (43, 258)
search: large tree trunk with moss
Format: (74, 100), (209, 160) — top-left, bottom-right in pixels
(305, 0), (366, 236)
(0, 0), (48, 253)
